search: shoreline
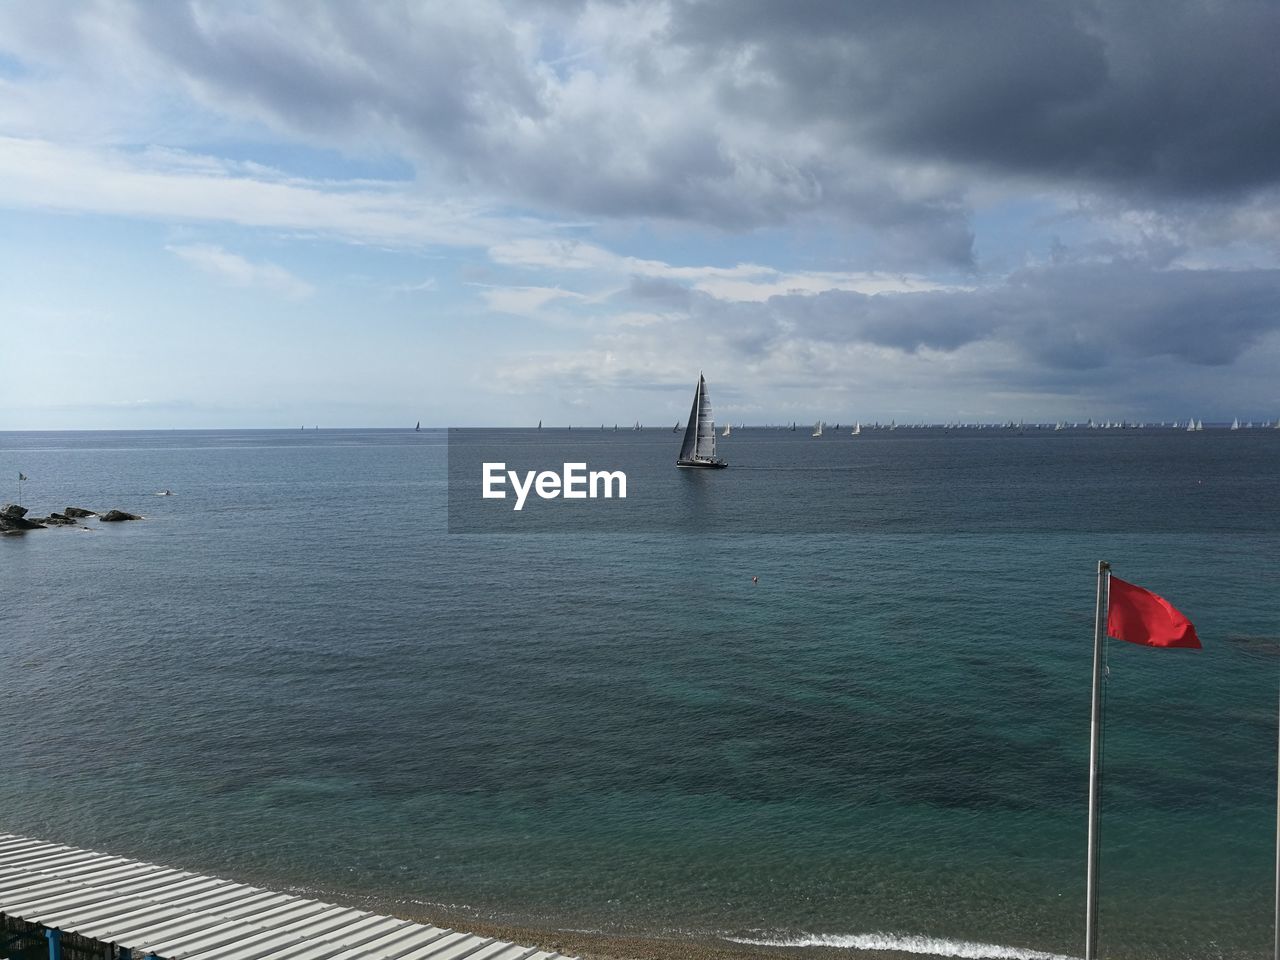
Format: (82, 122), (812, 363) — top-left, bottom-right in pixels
(293, 888), (1074, 960)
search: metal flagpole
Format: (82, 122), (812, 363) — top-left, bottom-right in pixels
(1085, 560), (1111, 960)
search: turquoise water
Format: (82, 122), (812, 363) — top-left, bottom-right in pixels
(1, 429), (1277, 959)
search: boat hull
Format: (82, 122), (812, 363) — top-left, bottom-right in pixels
(676, 458), (728, 469)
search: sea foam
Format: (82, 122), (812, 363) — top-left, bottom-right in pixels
(724, 932), (1078, 960)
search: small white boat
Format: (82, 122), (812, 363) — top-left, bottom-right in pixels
(722, 423), (732, 437)
(811, 421), (823, 437)
(851, 422), (861, 436)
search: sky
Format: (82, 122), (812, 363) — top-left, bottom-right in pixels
(2, 0), (1279, 428)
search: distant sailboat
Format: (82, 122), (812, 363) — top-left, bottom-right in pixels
(791, 422), (796, 431)
(851, 422), (861, 436)
(538, 420), (542, 429)
(1231, 417), (1240, 430)
(722, 423), (732, 437)
(415, 421), (420, 432)
(811, 421), (823, 437)
(676, 372), (727, 469)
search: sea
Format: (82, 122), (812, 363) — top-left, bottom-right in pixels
(2, 427), (1278, 960)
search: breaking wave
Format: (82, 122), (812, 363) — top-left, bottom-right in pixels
(723, 932), (1078, 960)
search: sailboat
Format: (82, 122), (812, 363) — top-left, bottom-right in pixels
(676, 372), (727, 469)
(851, 422), (861, 436)
(673, 421), (680, 433)
(1231, 417), (1240, 431)
(791, 422), (796, 431)
(722, 423), (732, 437)
(812, 421), (823, 437)
(538, 420), (542, 430)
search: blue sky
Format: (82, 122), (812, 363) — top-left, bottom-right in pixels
(2, 1), (1279, 428)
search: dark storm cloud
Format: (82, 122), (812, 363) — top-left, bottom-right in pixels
(655, 264), (1280, 370)
(674, 0), (1280, 198)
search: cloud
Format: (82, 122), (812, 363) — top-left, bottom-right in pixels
(0, 2), (973, 264)
(167, 243), (314, 299)
(0, 137), (524, 248)
(502, 262), (1280, 400)
(389, 278), (438, 294)
(672, 0), (1280, 199)
(490, 238), (958, 301)
(6, 2), (1279, 269)
(476, 283), (586, 316)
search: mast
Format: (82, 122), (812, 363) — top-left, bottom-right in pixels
(1085, 560), (1111, 960)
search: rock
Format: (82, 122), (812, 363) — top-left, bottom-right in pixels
(38, 515), (78, 526)
(63, 506), (96, 518)
(0, 505), (45, 531)
(99, 510), (141, 522)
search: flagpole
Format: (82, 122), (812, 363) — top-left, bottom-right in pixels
(1085, 559), (1110, 960)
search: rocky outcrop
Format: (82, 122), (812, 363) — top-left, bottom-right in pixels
(1, 503), (143, 530)
(38, 512), (79, 526)
(99, 510), (142, 522)
(0, 504), (46, 531)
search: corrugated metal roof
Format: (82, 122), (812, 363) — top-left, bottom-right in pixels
(0, 834), (572, 960)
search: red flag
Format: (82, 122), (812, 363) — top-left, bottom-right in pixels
(1107, 576), (1201, 649)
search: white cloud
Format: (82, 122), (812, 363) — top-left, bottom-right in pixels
(488, 237), (960, 301)
(389, 278), (438, 294)
(0, 137), (519, 249)
(167, 243), (314, 300)
(476, 284), (585, 316)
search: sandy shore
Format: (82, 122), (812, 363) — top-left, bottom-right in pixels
(304, 890), (954, 960)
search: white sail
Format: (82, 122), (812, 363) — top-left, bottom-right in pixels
(676, 372), (723, 466)
(811, 421), (823, 437)
(723, 423), (731, 437)
(851, 422), (861, 435)
(1231, 417), (1240, 430)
